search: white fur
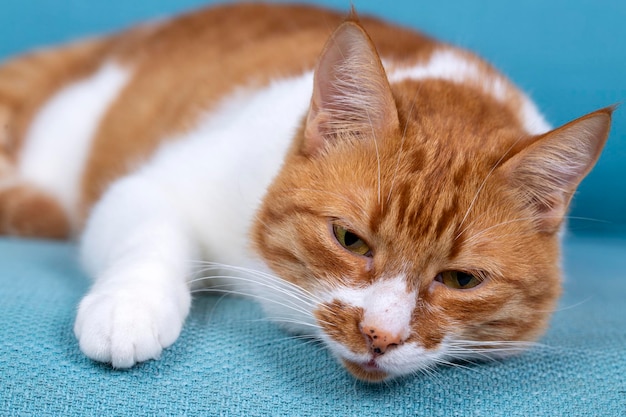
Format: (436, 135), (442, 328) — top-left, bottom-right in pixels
(17, 62), (132, 226)
(44, 45), (550, 372)
(388, 50), (503, 96)
(137, 74), (313, 268)
(318, 276), (449, 378)
(323, 275), (416, 341)
(75, 72), (315, 367)
(76, 174), (195, 367)
(519, 94), (552, 135)
(386, 49), (551, 135)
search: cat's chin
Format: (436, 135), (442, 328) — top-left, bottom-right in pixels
(342, 359), (389, 382)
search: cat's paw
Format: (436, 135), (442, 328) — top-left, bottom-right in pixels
(74, 281), (190, 368)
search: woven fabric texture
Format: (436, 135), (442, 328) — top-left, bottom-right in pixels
(1, 236), (625, 416)
(1, 1), (625, 416)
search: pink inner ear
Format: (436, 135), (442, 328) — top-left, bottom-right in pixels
(501, 108), (612, 232)
(303, 22), (399, 156)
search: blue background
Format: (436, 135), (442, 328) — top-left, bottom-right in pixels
(1, 0), (624, 234)
(1, 2), (625, 416)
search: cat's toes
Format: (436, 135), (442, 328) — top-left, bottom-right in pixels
(74, 287), (188, 368)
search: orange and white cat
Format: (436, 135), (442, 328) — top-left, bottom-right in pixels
(0, 3), (612, 381)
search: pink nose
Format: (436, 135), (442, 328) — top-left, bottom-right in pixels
(360, 324), (403, 356)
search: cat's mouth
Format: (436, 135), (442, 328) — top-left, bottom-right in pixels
(342, 359), (389, 382)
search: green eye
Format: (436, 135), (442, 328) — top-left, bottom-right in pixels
(436, 271), (481, 290)
(332, 224), (371, 257)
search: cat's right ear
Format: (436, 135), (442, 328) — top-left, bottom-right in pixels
(302, 21), (400, 156)
(500, 107), (613, 233)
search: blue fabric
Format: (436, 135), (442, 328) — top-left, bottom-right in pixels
(1, 1), (625, 416)
(1, 236), (625, 415)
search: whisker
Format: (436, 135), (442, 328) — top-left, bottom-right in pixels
(247, 316), (324, 331)
(189, 263), (322, 304)
(287, 187), (369, 218)
(191, 272), (317, 306)
(434, 358), (480, 373)
(191, 284), (308, 314)
(190, 276), (318, 319)
(275, 333), (322, 344)
(413, 363), (445, 387)
(540, 297), (592, 314)
(448, 339), (544, 348)
(193, 262), (322, 302)
(363, 102), (382, 207)
(462, 215), (608, 245)
(456, 136), (526, 240)
(191, 291), (233, 326)
(443, 339), (555, 363)
(191, 287), (313, 318)
(386, 84), (421, 207)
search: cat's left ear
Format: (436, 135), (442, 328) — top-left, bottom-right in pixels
(500, 107), (614, 232)
(303, 21), (400, 156)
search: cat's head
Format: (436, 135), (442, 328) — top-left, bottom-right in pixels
(252, 20), (612, 381)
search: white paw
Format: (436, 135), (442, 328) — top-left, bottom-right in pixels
(74, 281), (190, 368)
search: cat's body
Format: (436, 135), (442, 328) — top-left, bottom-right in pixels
(0, 3), (612, 382)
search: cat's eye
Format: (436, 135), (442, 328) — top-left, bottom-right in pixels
(435, 271), (482, 290)
(332, 224), (371, 257)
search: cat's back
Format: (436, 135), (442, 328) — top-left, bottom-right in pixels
(81, 3), (438, 205)
(0, 3), (438, 233)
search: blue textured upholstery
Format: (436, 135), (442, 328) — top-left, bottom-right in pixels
(1, 1), (625, 416)
(2, 237), (625, 415)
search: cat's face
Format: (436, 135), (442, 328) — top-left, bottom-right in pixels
(252, 22), (611, 381)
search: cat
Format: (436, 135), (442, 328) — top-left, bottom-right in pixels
(0, 3), (612, 382)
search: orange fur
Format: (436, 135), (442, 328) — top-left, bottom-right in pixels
(78, 4), (436, 214)
(247, 9), (611, 381)
(0, 3), (613, 381)
(0, 185), (69, 238)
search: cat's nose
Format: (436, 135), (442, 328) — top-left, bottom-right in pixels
(360, 324), (404, 356)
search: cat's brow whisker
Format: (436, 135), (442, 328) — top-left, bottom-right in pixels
(332, 56), (382, 209)
(286, 187), (369, 219)
(456, 135), (526, 240)
(462, 215), (606, 245)
(386, 84), (421, 207)
(464, 215), (561, 244)
(362, 100), (382, 208)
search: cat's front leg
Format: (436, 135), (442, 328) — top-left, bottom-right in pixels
(74, 175), (195, 368)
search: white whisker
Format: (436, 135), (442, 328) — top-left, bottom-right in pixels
(456, 136), (526, 240)
(191, 288), (313, 318)
(386, 84), (421, 207)
(248, 317), (323, 331)
(189, 261), (322, 303)
(192, 276), (315, 311)
(434, 358), (480, 373)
